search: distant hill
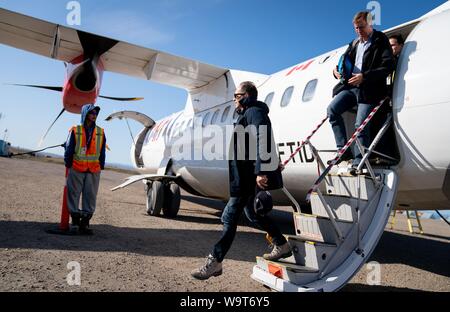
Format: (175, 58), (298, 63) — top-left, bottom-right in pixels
(10, 145), (136, 174)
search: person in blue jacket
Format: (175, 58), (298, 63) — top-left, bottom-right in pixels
(64, 104), (106, 234)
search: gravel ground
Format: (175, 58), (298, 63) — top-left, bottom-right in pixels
(0, 157), (449, 292)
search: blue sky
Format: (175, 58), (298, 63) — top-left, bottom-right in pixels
(0, 0), (446, 165)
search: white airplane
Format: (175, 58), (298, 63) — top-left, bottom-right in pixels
(1, 3), (449, 292)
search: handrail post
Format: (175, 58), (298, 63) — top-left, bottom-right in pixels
(281, 186), (301, 213)
(316, 189), (344, 241)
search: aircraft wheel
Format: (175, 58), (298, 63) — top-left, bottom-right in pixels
(146, 181), (164, 216)
(163, 183), (181, 218)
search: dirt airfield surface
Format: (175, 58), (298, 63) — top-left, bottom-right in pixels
(0, 157), (449, 292)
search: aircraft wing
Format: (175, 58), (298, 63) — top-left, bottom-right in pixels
(0, 8), (228, 90)
(111, 174), (180, 191)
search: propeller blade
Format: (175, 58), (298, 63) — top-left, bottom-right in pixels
(38, 108), (65, 147)
(99, 95), (144, 101)
(6, 84), (63, 92)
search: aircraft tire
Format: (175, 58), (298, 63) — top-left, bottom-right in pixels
(162, 183), (181, 218)
(146, 181), (164, 216)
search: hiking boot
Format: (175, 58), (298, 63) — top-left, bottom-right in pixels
(327, 149), (353, 166)
(263, 242), (292, 261)
(191, 254), (222, 280)
(79, 216), (93, 235)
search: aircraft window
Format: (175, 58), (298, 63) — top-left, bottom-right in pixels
(264, 92), (275, 107)
(302, 79), (318, 102)
(202, 112), (210, 127)
(221, 106), (231, 123)
(280, 86), (294, 107)
(211, 109), (220, 124)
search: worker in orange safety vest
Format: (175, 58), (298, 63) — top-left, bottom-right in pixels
(64, 104), (106, 235)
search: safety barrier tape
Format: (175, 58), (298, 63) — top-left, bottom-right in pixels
(282, 116), (329, 167)
(305, 98), (389, 201)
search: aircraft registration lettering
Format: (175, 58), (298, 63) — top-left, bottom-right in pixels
(278, 142), (315, 164)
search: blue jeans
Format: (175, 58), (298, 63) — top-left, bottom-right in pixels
(212, 195), (286, 262)
(327, 88), (373, 164)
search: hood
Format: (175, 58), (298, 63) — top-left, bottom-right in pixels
(80, 104), (100, 125)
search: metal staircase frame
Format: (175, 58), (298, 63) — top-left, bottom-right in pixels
(254, 97), (399, 292)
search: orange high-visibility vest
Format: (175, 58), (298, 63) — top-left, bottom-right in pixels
(71, 125), (104, 173)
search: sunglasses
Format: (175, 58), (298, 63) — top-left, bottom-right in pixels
(233, 92), (246, 99)
(88, 110), (98, 115)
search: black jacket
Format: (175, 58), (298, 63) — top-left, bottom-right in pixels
(333, 29), (395, 104)
(228, 100), (280, 197)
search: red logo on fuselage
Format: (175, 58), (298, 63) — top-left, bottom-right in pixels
(286, 59), (315, 76)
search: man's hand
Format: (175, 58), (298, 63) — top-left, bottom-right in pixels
(333, 67), (342, 79)
(348, 73), (363, 86)
(256, 175), (268, 189)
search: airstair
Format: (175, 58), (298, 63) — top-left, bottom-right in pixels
(251, 98), (399, 292)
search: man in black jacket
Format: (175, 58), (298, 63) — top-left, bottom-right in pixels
(191, 81), (291, 280)
(327, 11), (394, 168)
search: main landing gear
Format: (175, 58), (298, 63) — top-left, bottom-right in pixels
(145, 180), (181, 218)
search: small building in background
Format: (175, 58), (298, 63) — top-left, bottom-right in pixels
(0, 140), (11, 157)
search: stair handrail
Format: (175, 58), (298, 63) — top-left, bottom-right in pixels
(281, 116), (329, 168)
(279, 115), (329, 213)
(306, 97), (390, 202)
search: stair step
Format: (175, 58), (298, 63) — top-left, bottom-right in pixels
(310, 192), (368, 222)
(293, 213), (353, 244)
(256, 257), (319, 285)
(325, 174), (378, 200)
(286, 235), (337, 270)
(286, 234), (337, 247)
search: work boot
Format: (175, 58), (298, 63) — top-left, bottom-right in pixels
(191, 255), (222, 280)
(79, 215), (93, 235)
(71, 213), (80, 226)
(327, 149), (353, 166)
(263, 243), (292, 261)
(370, 157), (398, 166)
